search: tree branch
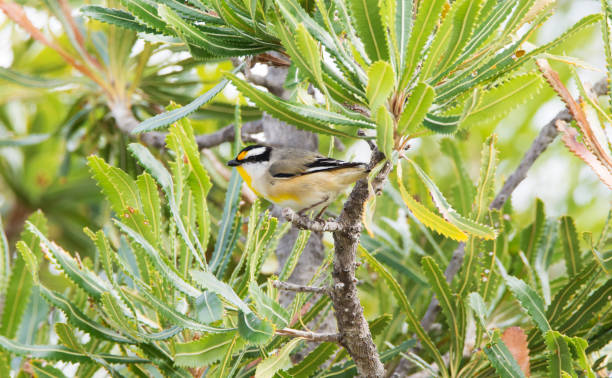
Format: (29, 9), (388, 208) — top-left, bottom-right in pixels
(275, 328), (341, 343)
(328, 148), (391, 377)
(272, 280), (331, 295)
(282, 208), (342, 232)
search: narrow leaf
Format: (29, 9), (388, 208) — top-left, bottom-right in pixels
(397, 83), (435, 134)
(366, 61), (395, 111)
(376, 106), (394, 159)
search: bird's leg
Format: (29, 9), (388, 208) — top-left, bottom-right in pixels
(314, 205), (329, 221)
(298, 196), (330, 218)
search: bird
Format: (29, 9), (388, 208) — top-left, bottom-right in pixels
(227, 144), (369, 218)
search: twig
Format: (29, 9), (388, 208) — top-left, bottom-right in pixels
(282, 208), (342, 232)
(272, 280), (331, 295)
(275, 328), (341, 343)
(419, 77), (610, 332)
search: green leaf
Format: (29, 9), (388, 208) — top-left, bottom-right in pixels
(175, 331), (244, 368)
(40, 286), (132, 343)
(249, 282), (290, 328)
(388, 0), (412, 72)
(134, 78), (229, 133)
(397, 174), (468, 241)
(504, 275), (551, 333)
(409, 160), (496, 239)
(397, 82), (435, 135)
(367, 61), (395, 111)
(278, 230), (311, 281)
(0, 133), (50, 147)
(484, 331), (526, 378)
(137, 173), (162, 242)
(247, 214), (278, 284)
(400, 0), (446, 87)
(190, 270), (250, 313)
(15, 242), (38, 284)
(461, 73), (545, 128)
(55, 323), (83, 351)
(359, 246), (446, 375)
(194, 291), (224, 324)
(119, 0), (168, 32)
(348, 0), (388, 61)
(544, 330), (573, 377)
(0, 335), (148, 364)
(226, 73), (373, 137)
(440, 138), (475, 215)
(136, 283), (228, 333)
(534, 219), (558, 305)
(473, 135), (497, 218)
(31, 361), (68, 378)
(128, 143), (205, 268)
(423, 113), (461, 134)
(80, 5), (156, 33)
(88, 155), (141, 216)
(295, 23), (324, 89)
(375, 106), (394, 159)
(419, 0), (484, 80)
(115, 220), (201, 297)
(421, 256), (465, 375)
(0, 217), (8, 295)
(547, 262), (600, 326)
(559, 216), (582, 278)
(238, 311), (274, 345)
(559, 277), (612, 336)
(520, 198), (546, 263)
(467, 292), (488, 327)
(0, 67), (73, 89)
(210, 170), (242, 277)
(287, 342), (337, 378)
(255, 338), (300, 378)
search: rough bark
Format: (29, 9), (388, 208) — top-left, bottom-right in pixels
(330, 150), (391, 377)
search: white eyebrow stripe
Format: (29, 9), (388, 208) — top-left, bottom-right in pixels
(245, 147), (267, 158)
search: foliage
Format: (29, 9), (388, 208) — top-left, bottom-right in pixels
(0, 0), (610, 376)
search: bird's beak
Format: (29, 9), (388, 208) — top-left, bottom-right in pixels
(227, 159), (240, 167)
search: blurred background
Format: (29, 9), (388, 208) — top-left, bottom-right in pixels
(0, 0), (609, 256)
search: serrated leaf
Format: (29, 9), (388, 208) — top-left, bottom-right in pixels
(210, 170), (241, 277)
(461, 73), (545, 128)
(255, 338), (300, 378)
(473, 135), (497, 218)
(468, 292), (488, 327)
(134, 78), (229, 133)
(544, 330), (573, 377)
(0, 335), (148, 364)
(55, 323), (83, 351)
(440, 138), (476, 214)
(367, 61), (395, 111)
(81, 5), (156, 33)
(194, 291), (224, 324)
(15, 241), (38, 284)
(119, 0), (168, 33)
(287, 342), (337, 378)
(375, 106), (394, 159)
(397, 82), (434, 135)
(40, 286), (132, 343)
(397, 174), (468, 241)
(136, 283), (227, 333)
(409, 160), (496, 239)
(31, 361), (68, 378)
(348, 0), (388, 61)
(88, 155), (141, 216)
(0, 217), (8, 295)
(359, 246), (446, 375)
(547, 262), (600, 327)
(504, 275), (551, 333)
(238, 311), (274, 345)
(400, 0), (446, 87)
(295, 23), (324, 89)
(137, 173), (162, 242)
(128, 143), (205, 268)
(484, 331), (526, 378)
(421, 256), (465, 375)
(559, 276), (612, 336)
(249, 282), (290, 328)
(226, 73), (373, 137)
(423, 113), (461, 134)
(175, 331), (243, 368)
(520, 198), (546, 263)
(278, 230), (310, 281)
(247, 213), (278, 284)
(190, 269), (251, 313)
(115, 220), (201, 297)
(420, 0), (484, 80)
(534, 219), (558, 305)
(324, 340), (414, 377)
(17, 286), (47, 346)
